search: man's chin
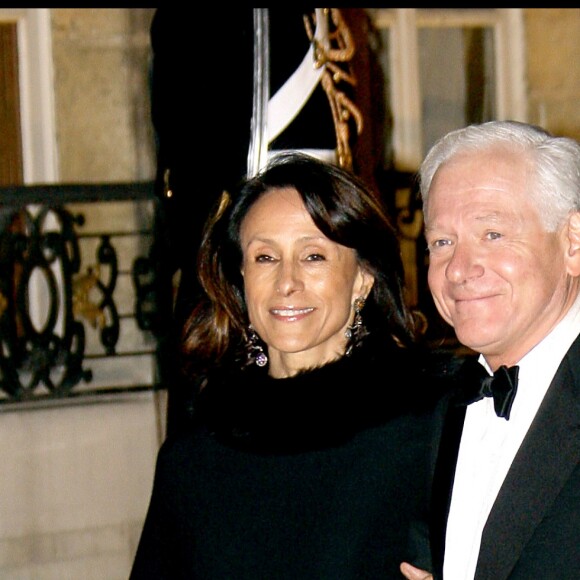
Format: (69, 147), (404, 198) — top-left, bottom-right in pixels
(453, 325), (493, 352)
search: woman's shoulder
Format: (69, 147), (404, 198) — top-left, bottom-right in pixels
(179, 335), (466, 453)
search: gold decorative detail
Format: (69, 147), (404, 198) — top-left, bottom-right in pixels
(73, 266), (106, 329)
(304, 8), (363, 170)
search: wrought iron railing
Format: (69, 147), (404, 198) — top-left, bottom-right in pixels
(0, 182), (169, 407)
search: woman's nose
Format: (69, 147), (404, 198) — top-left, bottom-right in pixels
(445, 244), (484, 284)
(276, 261), (304, 296)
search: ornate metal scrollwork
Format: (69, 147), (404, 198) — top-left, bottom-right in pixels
(73, 235), (119, 356)
(0, 205), (123, 400)
(0, 206), (91, 400)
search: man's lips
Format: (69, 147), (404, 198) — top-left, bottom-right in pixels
(454, 296), (486, 303)
(453, 293), (499, 303)
(451, 294), (502, 316)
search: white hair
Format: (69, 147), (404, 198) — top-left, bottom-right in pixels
(420, 120), (580, 232)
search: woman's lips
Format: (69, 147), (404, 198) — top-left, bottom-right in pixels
(270, 307), (315, 321)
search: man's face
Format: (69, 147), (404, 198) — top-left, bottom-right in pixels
(424, 147), (575, 368)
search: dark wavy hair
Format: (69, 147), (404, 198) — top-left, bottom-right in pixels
(182, 152), (417, 375)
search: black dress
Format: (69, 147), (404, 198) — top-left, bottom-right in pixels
(130, 336), (453, 579)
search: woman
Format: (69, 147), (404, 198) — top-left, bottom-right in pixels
(130, 153), (453, 579)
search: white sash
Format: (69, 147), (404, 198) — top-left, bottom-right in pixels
(247, 8), (332, 176)
(267, 8), (329, 143)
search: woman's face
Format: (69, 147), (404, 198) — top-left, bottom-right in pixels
(240, 187), (373, 377)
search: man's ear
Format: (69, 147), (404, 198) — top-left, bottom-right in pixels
(565, 212), (580, 276)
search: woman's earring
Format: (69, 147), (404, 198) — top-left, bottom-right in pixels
(345, 296), (368, 356)
(246, 325), (268, 367)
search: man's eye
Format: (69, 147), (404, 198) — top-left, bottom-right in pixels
(429, 239), (451, 250)
(486, 231), (502, 240)
(306, 253), (325, 261)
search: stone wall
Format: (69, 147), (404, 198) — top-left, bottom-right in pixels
(51, 8), (156, 183)
(524, 8), (580, 140)
(0, 393), (161, 579)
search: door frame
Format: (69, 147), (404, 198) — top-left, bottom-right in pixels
(0, 8), (58, 184)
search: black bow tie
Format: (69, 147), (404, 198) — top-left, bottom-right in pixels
(459, 358), (520, 420)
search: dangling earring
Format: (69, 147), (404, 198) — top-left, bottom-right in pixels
(246, 325), (268, 367)
(345, 296), (368, 356)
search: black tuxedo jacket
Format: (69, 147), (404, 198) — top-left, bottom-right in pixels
(431, 331), (580, 579)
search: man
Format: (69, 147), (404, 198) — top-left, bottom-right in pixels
(401, 120), (580, 579)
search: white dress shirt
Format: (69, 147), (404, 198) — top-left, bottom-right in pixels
(443, 295), (580, 580)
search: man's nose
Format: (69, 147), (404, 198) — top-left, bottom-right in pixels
(445, 244), (484, 284)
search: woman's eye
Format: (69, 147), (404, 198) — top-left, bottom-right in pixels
(255, 254), (275, 263)
(486, 231), (502, 240)
(306, 253), (325, 261)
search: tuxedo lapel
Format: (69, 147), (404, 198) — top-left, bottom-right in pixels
(476, 336), (580, 579)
